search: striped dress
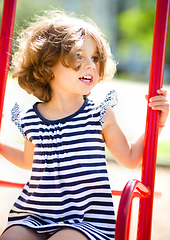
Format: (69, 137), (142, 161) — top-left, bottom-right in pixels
(7, 90), (118, 240)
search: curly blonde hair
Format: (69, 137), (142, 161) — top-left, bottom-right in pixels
(12, 10), (117, 102)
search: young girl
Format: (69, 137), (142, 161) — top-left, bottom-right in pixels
(0, 10), (169, 240)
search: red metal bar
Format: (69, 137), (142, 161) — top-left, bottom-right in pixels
(137, 0), (170, 239)
(0, 0), (17, 131)
(0, 180), (25, 188)
(125, 200), (132, 240)
(115, 179), (150, 240)
(111, 190), (161, 198)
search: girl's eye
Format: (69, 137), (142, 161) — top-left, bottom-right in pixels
(92, 56), (99, 63)
(75, 53), (83, 60)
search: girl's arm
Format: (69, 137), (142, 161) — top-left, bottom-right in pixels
(0, 140), (34, 170)
(102, 89), (169, 169)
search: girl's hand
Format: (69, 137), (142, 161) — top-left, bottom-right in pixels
(147, 89), (169, 126)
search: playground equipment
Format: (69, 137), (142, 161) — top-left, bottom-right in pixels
(0, 0), (169, 239)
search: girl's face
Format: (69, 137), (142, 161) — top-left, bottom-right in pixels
(51, 36), (100, 99)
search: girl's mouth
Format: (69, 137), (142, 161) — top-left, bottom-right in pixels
(79, 75), (93, 84)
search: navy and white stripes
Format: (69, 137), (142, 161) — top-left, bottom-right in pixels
(8, 91), (118, 239)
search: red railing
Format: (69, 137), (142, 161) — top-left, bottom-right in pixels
(0, 0), (17, 131)
(115, 180), (150, 240)
(137, 1), (169, 239)
(0, 180), (25, 189)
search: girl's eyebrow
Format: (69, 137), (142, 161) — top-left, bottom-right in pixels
(77, 46), (99, 55)
(77, 48), (83, 52)
(93, 50), (100, 57)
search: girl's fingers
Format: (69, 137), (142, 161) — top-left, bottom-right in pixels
(146, 89), (169, 119)
(146, 89), (167, 102)
(149, 95), (167, 103)
(157, 88), (167, 97)
(149, 100), (169, 108)
(145, 88), (169, 125)
(149, 104), (169, 111)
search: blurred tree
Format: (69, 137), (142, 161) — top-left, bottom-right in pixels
(117, 1), (170, 83)
(118, 8), (154, 55)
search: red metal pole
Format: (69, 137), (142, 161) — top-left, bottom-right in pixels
(0, 0), (17, 131)
(115, 180), (150, 240)
(137, 0), (170, 239)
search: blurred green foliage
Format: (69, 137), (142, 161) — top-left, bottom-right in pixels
(118, 8), (154, 56)
(117, 3), (170, 83)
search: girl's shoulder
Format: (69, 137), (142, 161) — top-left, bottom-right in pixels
(11, 102), (38, 139)
(11, 102), (37, 122)
(95, 90), (118, 127)
(11, 90), (118, 130)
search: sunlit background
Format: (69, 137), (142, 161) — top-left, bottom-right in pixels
(0, 0), (170, 239)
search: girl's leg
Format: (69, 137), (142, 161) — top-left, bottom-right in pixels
(0, 225), (47, 240)
(48, 228), (89, 240)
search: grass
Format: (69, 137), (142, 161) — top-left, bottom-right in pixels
(158, 139), (170, 154)
(157, 139), (170, 166)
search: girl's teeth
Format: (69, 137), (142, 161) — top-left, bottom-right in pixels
(83, 79), (90, 82)
(79, 76), (92, 82)
(82, 76), (92, 81)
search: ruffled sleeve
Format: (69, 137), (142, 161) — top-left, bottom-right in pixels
(11, 102), (28, 140)
(98, 90), (118, 127)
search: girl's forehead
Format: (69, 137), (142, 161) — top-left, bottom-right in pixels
(78, 36), (98, 52)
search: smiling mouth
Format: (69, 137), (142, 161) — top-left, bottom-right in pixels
(79, 75), (93, 83)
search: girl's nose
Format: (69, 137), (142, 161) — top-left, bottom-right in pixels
(84, 58), (96, 70)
